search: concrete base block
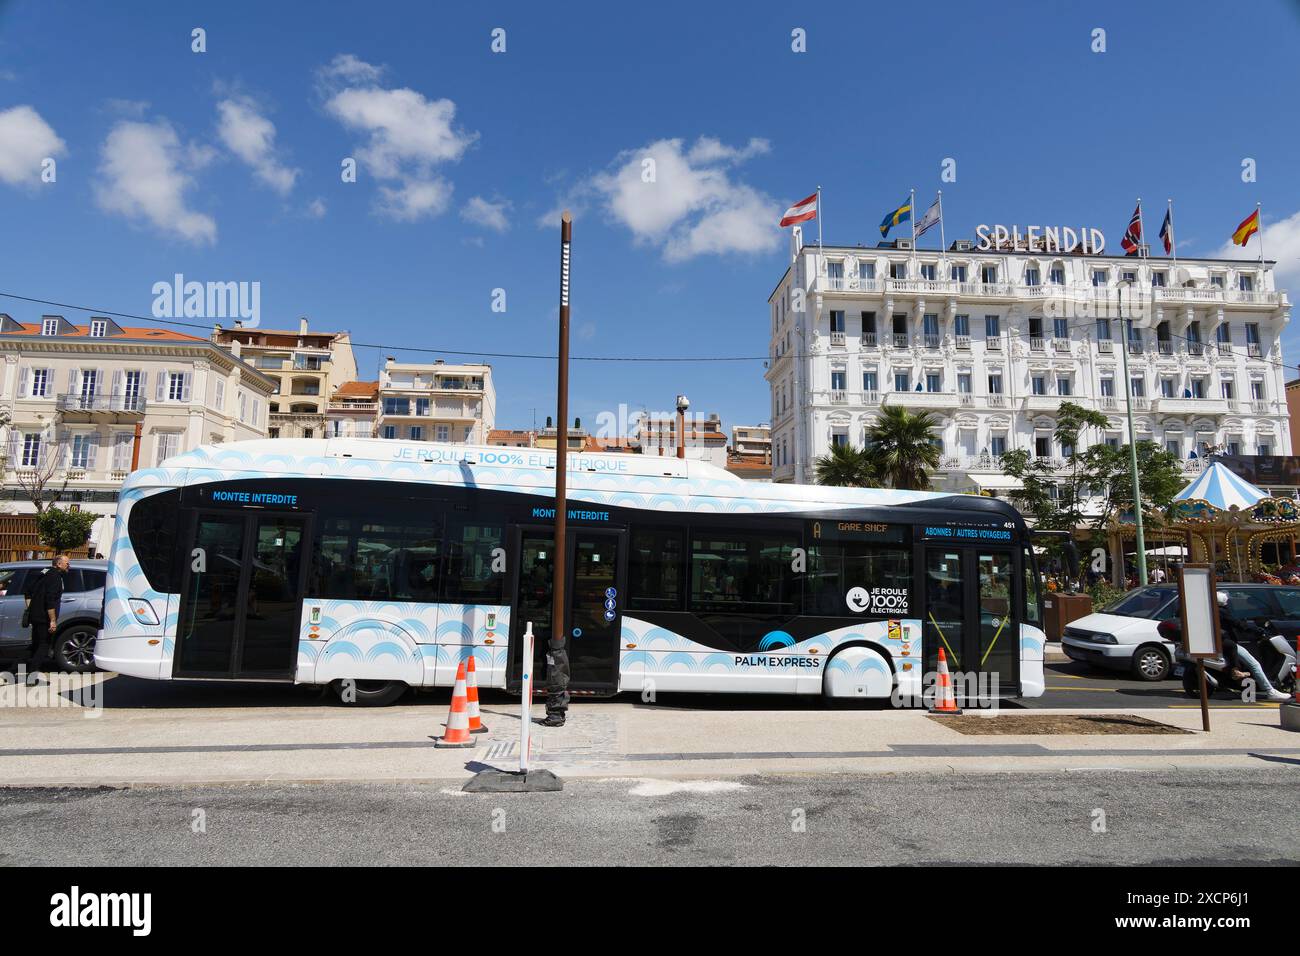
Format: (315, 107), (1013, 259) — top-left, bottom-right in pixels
(1281, 702), (1300, 733)
(462, 768), (563, 793)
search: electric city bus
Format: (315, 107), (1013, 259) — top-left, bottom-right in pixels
(97, 438), (1047, 705)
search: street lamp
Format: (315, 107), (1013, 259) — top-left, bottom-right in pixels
(675, 394), (690, 460)
(1116, 277), (1148, 585)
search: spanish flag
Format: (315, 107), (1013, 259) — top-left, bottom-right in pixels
(879, 197), (912, 238)
(1231, 208), (1260, 247)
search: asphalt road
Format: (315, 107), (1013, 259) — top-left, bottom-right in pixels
(1, 768), (1295, 866)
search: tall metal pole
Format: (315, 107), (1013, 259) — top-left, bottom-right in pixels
(1118, 279), (1148, 585)
(546, 211), (573, 725)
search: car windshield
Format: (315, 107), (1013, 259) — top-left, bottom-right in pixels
(1105, 587), (1173, 619)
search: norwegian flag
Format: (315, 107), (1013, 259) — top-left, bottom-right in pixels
(1120, 203), (1143, 256)
(779, 192), (818, 228)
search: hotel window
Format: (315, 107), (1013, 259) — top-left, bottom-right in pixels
(1031, 376), (1046, 396)
(1220, 378), (1235, 400)
(1246, 323), (1260, 345)
(1056, 376), (1072, 396)
(830, 370), (846, 391)
(415, 397), (430, 416)
(893, 370), (910, 392)
(829, 311), (845, 334)
(957, 373), (972, 394)
(826, 262), (843, 284)
(922, 314), (939, 338)
(409, 426), (423, 441)
(831, 431), (849, 449)
(1216, 322), (1231, 344)
(1099, 377), (1115, 397)
(1259, 441), (1273, 456)
(1095, 318), (1112, 341)
(920, 263), (936, 281)
(988, 373), (1003, 394)
(1239, 274), (1254, 292)
(954, 315), (970, 338)
(41, 318), (59, 336)
(925, 372), (941, 392)
(981, 265), (997, 283)
(1226, 438), (1242, 456)
(1108, 435), (1124, 450)
(984, 315), (1000, 338)
(30, 367), (50, 398)
(1121, 270), (1136, 283)
(154, 432), (180, 467)
(89, 319), (108, 338)
(21, 433), (41, 467)
(1131, 377), (1145, 398)
(863, 371), (877, 393)
(990, 434), (1007, 456)
(951, 264), (967, 282)
(1053, 318), (1068, 339)
(1160, 378), (1175, 398)
(1034, 435), (1051, 458)
(167, 371), (186, 402)
(1151, 271), (1167, 287)
(1092, 270), (1107, 287)
(1251, 380), (1265, 400)
(1024, 267), (1041, 286)
(1210, 275), (1225, 288)
(858, 262), (875, 281)
(1049, 266), (1065, 285)
(861, 311), (877, 336)
(436, 425), (450, 442)
(382, 425), (397, 440)
(70, 434), (95, 469)
(889, 262), (906, 279)
(79, 369), (99, 402)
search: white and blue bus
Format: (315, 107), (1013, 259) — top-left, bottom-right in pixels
(97, 438), (1046, 705)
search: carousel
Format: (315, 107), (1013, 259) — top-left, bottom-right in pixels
(1169, 461), (1300, 582)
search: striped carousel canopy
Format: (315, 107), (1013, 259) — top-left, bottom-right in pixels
(1174, 461), (1269, 512)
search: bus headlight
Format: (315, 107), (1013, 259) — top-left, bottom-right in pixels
(128, 599), (160, 626)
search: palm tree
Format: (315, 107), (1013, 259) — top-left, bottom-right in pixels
(813, 442), (877, 487)
(863, 405), (941, 490)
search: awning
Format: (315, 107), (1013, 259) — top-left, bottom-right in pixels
(968, 474), (1023, 490)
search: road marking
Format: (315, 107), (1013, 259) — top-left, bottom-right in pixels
(1045, 686), (1119, 692)
(625, 779), (749, 797)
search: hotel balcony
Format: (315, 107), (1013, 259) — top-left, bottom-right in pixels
(381, 398), (483, 422)
(1153, 286), (1285, 309)
(56, 393), (147, 422)
(1023, 395), (1070, 412)
(882, 390), (957, 410)
(1151, 397), (1230, 416)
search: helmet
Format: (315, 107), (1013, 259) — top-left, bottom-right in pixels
(1216, 591), (1229, 607)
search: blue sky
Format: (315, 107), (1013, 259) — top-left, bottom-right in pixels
(2, 0), (1299, 434)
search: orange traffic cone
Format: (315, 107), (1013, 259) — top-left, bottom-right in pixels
(930, 647), (963, 715)
(466, 654), (488, 734)
(435, 662), (477, 748)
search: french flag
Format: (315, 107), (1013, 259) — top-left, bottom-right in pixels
(779, 192), (818, 228)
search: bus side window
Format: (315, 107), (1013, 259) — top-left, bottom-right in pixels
(444, 522), (505, 605)
(627, 527), (683, 611)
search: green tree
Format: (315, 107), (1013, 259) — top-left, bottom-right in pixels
(1000, 401), (1110, 532)
(862, 405), (941, 490)
(36, 506), (97, 553)
(1084, 440), (1186, 530)
(813, 442), (877, 487)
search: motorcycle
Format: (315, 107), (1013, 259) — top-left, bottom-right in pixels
(1172, 620), (1296, 700)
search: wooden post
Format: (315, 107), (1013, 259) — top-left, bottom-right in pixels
(547, 211), (573, 719)
(130, 421), (142, 471)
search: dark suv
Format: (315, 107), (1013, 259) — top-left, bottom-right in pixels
(0, 560), (107, 672)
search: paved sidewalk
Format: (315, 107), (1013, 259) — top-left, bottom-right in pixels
(0, 674), (1296, 787)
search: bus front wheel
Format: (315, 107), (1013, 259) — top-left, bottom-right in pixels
(329, 679), (408, 707)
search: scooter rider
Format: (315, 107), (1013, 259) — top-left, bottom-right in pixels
(1216, 591), (1292, 702)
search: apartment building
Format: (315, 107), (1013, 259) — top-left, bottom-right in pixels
(0, 314), (275, 549)
(730, 423), (772, 463)
(376, 358), (496, 444)
(213, 318), (357, 440)
(326, 381), (379, 439)
(767, 227), (1292, 495)
(635, 412), (728, 466)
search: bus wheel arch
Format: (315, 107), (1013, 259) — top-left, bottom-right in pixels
(822, 642), (895, 700)
(328, 679), (409, 707)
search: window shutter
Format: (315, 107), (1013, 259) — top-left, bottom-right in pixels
(215, 378), (225, 411)
(110, 369), (122, 400)
(86, 432), (100, 470)
(181, 372), (192, 402)
(17, 366), (28, 398)
(155, 371), (167, 402)
(67, 367), (79, 396)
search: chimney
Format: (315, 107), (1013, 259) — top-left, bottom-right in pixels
(231, 339), (242, 358)
(546, 415), (553, 429)
(299, 316), (309, 336)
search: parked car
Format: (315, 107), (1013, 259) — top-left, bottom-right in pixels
(1061, 582), (1300, 682)
(0, 560), (107, 673)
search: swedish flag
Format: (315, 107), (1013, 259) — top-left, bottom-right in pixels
(879, 198), (912, 237)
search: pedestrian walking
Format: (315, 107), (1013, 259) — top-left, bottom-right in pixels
(22, 554), (69, 676)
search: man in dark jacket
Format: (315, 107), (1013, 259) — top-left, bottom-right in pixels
(23, 554), (69, 675)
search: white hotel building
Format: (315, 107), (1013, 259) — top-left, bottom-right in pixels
(766, 228), (1292, 494)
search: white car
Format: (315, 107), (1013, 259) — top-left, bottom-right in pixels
(1062, 586), (1182, 681)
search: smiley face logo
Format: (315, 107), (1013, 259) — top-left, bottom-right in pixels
(846, 587), (870, 613)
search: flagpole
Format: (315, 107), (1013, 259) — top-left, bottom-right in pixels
(1257, 201), (1264, 269)
(1168, 198), (1177, 275)
(938, 190), (946, 263)
(909, 187), (916, 267)
(1137, 197), (1145, 259)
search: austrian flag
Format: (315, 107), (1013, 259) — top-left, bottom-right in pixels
(780, 192), (818, 227)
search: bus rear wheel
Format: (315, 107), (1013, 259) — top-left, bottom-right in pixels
(329, 679), (408, 707)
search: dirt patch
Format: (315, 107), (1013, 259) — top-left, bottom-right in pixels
(929, 713), (1190, 735)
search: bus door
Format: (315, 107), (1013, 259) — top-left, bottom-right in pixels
(921, 545), (1018, 700)
(174, 511), (311, 680)
(507, 526), (626, 695)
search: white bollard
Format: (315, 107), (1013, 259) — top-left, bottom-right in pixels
(519, 622), (533, 773)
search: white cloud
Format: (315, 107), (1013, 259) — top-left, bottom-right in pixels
(94, 118), (216, 244)
(461, 195), (511, 232)
(306, 197), (327, 218)
(1214, 208), (1300, 287)
(216, 96), (298, 195)
(320, 54), (476, 222)
(0, 105), (66, 188)
(584, 136), (779, 262)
